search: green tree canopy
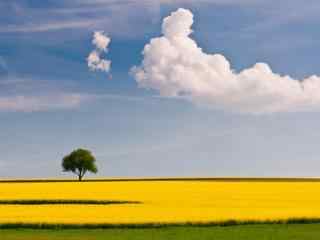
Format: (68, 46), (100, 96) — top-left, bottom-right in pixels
(62, 148), (98, 181)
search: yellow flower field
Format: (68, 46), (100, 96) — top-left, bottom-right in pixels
(0, 179), (320, 224)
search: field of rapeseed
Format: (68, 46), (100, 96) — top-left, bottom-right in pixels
(0, 179), (320, 225)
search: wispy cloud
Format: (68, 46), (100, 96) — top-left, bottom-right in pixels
(0, 75), (159, 112)
(0, 92), (165, 112)
(2, 20), (104, 33)
(1, 0), (316, 40)
(0, 93), (95, 112)
(238, 1), (320, 34)
(0, 0), (160, 38)
(75, 0), (259, 5)
(0, 76), (97, 112)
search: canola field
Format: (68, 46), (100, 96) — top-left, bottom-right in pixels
(0, 179), (320, 225)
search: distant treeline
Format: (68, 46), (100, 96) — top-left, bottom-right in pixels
(0, 177), (320, 183)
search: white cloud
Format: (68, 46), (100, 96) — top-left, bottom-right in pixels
(0, 94), (93, 112)
(87, 50), (111, 72)
(132, 8), (320, 114)
(92, 31), (111, 51)
(87, 31), (111, 73)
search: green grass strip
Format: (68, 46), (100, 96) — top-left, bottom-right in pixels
(1, 218), (320, 229)
(0, 199), (141, 205)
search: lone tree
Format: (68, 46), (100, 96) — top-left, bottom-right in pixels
(62, 148), (98, 181)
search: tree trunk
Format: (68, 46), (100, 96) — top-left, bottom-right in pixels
(78, 168), (83, 181)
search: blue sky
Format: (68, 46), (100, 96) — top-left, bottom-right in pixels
(1, 0), (320, 178)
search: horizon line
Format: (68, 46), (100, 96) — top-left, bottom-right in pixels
(1, 177), (320, 183)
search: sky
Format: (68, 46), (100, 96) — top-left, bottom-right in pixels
(1, 0), (320, 178)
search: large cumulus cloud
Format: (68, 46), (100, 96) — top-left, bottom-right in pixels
(131, 8), (320, 114)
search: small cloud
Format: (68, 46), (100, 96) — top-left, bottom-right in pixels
(92, 31), (111, 51)
(87, 31), (111, 74)
(87, 50), (111, 72)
